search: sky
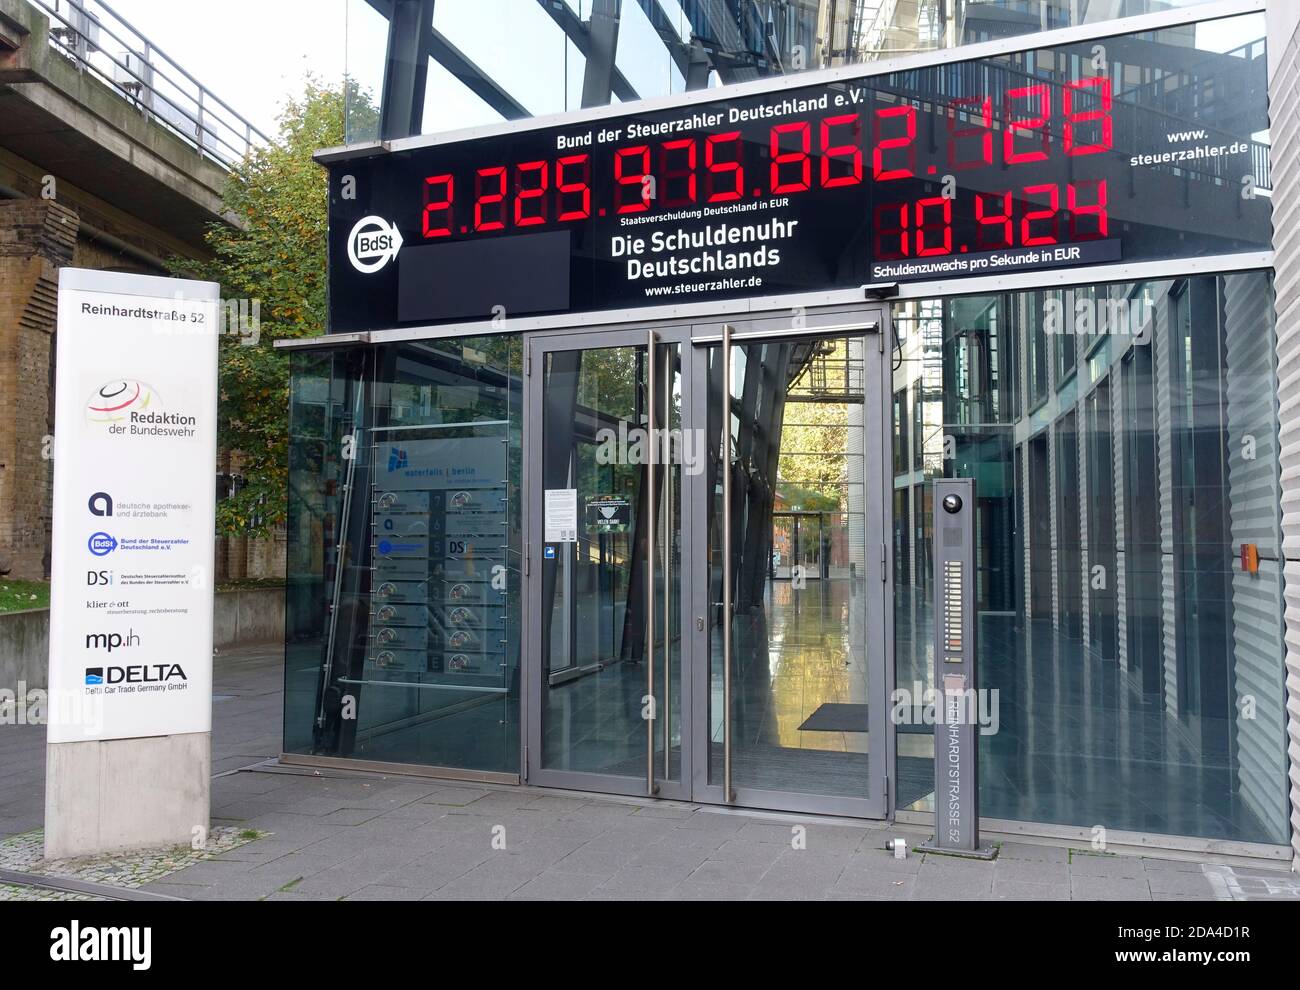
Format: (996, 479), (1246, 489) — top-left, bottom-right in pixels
(106, 0), (350, 139)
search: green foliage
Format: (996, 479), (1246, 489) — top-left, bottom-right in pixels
(181, 78), (375, 538)
(0, 580), (49, 614)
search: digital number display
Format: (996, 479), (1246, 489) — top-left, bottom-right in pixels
(328, 14), (1270, 332)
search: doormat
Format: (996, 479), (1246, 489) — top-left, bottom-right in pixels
(798, 703), (930, 734)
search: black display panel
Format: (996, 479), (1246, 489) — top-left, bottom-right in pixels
(327, 14), (1271, 332)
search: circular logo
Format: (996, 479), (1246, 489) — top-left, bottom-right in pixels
(88, 532), (117, 556)
(347, 216), (403, 274)
(86, 380), (160, 425)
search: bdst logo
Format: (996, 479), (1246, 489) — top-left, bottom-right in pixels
(88, 532), (117, 556)
(347, 216), (404, 274)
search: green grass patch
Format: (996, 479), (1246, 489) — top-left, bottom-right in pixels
(0, 580), (49, 614)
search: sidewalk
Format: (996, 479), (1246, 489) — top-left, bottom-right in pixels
(0, 646), (1291, 901)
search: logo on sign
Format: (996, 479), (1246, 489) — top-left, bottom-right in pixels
(86, 380), (158, 425)
(84, 668), (104, 685)
(88, 492), (113, 517)
(347, 216), (404, 274)
(88, 532), (117, 556)
(388, 447), (408, 471)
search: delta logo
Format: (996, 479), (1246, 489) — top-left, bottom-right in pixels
(83, 664), (188, 686)
(86, 379), (198, 439)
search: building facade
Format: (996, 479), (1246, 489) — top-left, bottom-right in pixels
(282, 0), (1299, 866)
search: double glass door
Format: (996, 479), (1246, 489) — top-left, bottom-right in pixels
(525, 319), (889, 818)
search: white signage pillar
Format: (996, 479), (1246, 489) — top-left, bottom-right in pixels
(44, 269), (219, 860)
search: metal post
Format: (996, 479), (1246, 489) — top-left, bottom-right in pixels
(917, 478), (996, 859)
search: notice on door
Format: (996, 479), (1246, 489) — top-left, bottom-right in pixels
(544, 488), (578, 542)
(586, 494), (631, 534)
(47, 269), (218, 743)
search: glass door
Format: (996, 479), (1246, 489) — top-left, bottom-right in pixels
(689, 322), (890, 818)
(525, 329), (690, 799)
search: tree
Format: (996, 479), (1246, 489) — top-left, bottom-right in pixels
(181, 78), (375, 538)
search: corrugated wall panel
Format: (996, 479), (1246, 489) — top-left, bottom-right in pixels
(1268, 8), (1300, 870)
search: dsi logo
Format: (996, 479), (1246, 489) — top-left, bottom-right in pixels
(388, 447), (408, 471)
(88, 532), (117, 556)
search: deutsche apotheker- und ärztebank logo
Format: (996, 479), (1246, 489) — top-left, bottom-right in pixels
(85, 380), (198, 439)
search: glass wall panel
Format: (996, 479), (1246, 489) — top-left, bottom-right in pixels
(344, 0), (388, 144)
(705, 335), (873, 800)
(892, 271), (1290, 844)
(349, 1), (1233, 140)
(284, 337), (523, 774)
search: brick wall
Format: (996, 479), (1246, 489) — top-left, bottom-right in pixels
(0, 199), (76, 578)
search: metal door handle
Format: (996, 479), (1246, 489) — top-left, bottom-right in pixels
(722, 323), (733, 802)
(646, 329), (658, 797)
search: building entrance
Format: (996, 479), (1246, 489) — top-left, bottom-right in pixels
(524, 312), (892, 818)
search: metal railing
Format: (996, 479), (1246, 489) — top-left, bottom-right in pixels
(26, 0), (269, 168)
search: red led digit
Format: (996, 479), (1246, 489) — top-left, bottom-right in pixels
(770, 121), (811, 194)
(705, 131), (744, 203)
(873, 105), (916, 181)
(1005, 85), (1051, 165)
(1069, 180), (1109, 240)
(422, 173), (454, 239)
(660, 138), (697, 208)
(820, 113), (862, 188)
(1021, 183), (1061, 246)
(473, 166), (507, 232)
(975, 190), (1014, 249)
(615, 145), (651, 214)
(874, 201), (910, 260)
(556, 154), (591, 221)
(914, 197), (953, 257)
(514, 160), (548, 227)
(1065, 77), (1113, 157)
(948, 96), (993, 171)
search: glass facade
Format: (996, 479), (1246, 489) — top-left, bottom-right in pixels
(285, 0), (1292, 849)
(892, 271), (1291, 844)
(285, 337), (523, 774)
(344, 0), (1231, 143)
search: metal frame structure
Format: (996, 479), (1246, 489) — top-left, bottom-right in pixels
(340, 0), (1265, 149)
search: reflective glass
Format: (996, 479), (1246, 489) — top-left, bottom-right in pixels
(283, 337), (523, 774)
(345, 1), (1233, 139)
(892, 271), (1290, 844)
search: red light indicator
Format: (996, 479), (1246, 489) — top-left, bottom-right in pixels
(460, 225), (467, 233)
(961, 245), (968, 253)
(928, 165), (937, 175)
(598, 208), (606, 216)
(753, 188), (762, 196)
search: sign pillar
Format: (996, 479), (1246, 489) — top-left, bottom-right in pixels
(918, 479), (997, 860)
(44, 269), (219, 859)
